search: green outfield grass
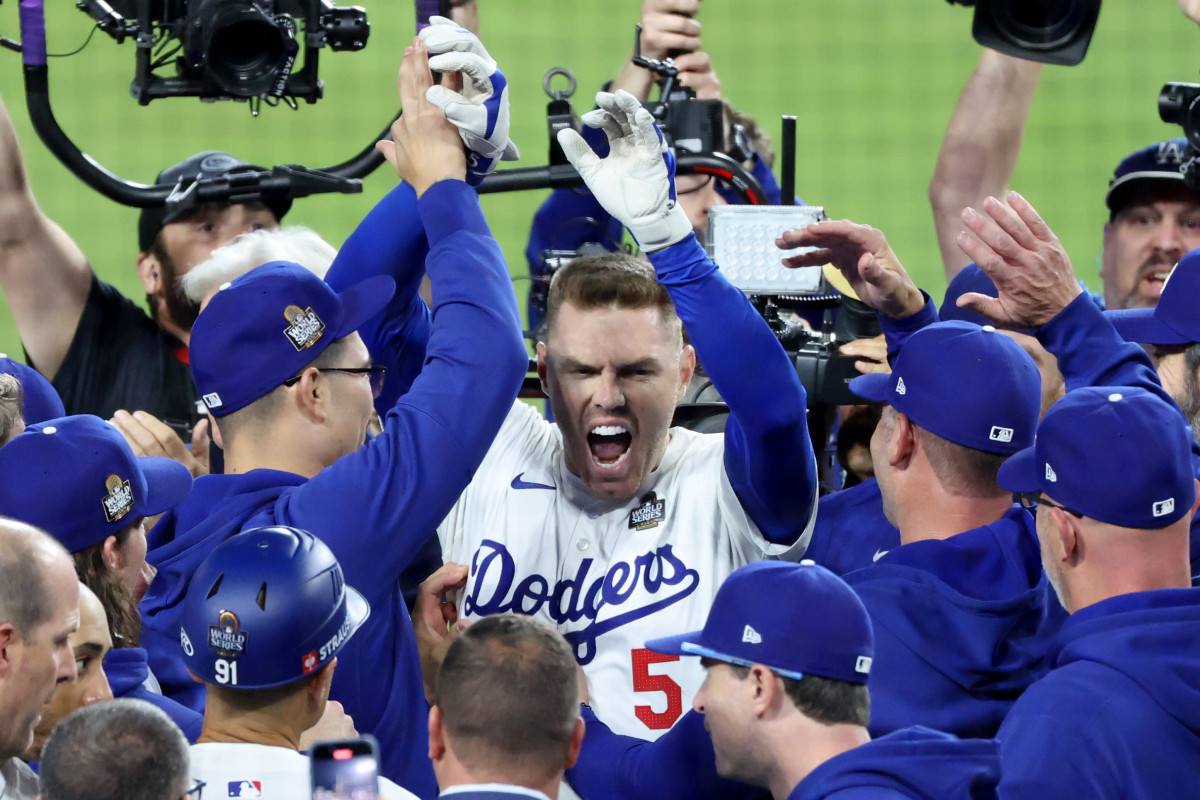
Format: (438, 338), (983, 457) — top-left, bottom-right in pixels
(0, 0), (1195, 359)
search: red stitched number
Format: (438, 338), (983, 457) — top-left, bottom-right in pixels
(631, 647), (682, 730)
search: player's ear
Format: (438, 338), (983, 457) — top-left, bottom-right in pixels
(536, 342), (550, 396)
(564, 716), (585, 769)
(1191, 480), (1200, 517)
(1046, 507), (1078, 565)
(888, 411), (916, 469)
(290, 368), (328, 424)
(675, 344), (697, 403)
(428, 706), (446, 761)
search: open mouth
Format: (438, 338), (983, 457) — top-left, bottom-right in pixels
(588, 425), (633, 470)
(1141, 269), (1171, 299)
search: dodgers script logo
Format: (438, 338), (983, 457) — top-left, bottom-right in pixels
(465, 539), (700, 664)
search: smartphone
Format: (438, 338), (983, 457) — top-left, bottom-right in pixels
(310, 737), (380, 800)
(415, 0), (449, 32)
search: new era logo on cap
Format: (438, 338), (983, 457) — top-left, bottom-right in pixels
(990, 426), (1014, 443)
(1153, 498), (1176, 518)
(1045, 463), (1058, 483)
(742, 625), (762, 644)
(895, 377), (907, 396)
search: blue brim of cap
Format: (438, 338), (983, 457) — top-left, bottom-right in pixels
(996, 447), (1040, 494)
(645, 631), (704, 657)
(333, 275), (397, 340)
(848, 373), (890, 403)
(1104, 308), (1192, 346)
(137, 456), (194, 516)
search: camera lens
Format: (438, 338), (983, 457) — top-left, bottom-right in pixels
(188, 0), (290, 97)
(993, 0), (1085, 48)
(211, 19), (284, 82)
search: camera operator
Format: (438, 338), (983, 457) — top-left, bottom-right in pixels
(0, 95), (286, 443)
(929, 47), (1200, 310)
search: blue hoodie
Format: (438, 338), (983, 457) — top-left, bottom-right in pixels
(807, 478), (899, 575)
(997, 588), (1200, 799)
(103, 647), (203, 742)
(844, 508), (1066, 738)
(139, 181), (527, 798)
(789, 727), (999, 800)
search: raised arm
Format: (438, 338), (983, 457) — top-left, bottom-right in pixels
(559, 89), (817, 543)
(287, 37), (526, 598)
(929, 49), (1041, 282)
(0, 94), (93, 379)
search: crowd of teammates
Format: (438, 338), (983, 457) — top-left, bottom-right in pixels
(0, 1), (1199, 800)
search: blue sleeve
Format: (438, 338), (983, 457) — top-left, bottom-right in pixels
(566, 707), (761, 800)
(324, 181), (433, 415)
(1037, 292), (1168, 401)
(878, 294), (938, 362)
(998, 711), (1109, 799)
(279, 180), (527, 603)
(648, 234), (817, 544)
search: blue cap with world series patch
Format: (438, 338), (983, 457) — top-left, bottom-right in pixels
(189, 261), (394, 417)
(0, 353), (65, 424)
(848, 320), (1041, 455)
(998, 386), (1196, 529)
(180, 526), (370, 690)
(646, 561), (875, 685)
(1105, 138), (1192, 219)
(137, 151), (293, 253)
(0, 414), (192, 553)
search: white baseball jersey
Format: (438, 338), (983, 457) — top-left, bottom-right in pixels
(439, 401), (814, 739)
(189, 743), (417, 800)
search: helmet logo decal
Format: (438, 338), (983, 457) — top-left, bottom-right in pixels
(208, 610), (249, 658)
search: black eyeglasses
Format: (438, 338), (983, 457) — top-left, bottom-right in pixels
(1013, 492), (1081, 517)
(282, 366), (387, 399)
(184, 778), (206, 800)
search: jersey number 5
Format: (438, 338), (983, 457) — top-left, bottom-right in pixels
(631, 648), (682, 730)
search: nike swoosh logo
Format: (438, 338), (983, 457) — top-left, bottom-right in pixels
(511, 473), (556, 491)
(872, 548), (889, 563)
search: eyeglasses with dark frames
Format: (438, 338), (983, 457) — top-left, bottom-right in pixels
(282, 366), (387, 399)
(184, 778), (206, 800)
(1013, 492), (1081, 517)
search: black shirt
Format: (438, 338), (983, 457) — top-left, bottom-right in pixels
(37, 276), (204, 434)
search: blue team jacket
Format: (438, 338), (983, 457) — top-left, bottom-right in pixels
(997, 588), (1200, 799)
(139, 180), (527, 798)
(103, 646), (203, 742)
(807, 478), (900, 575)
(844, 508), (1066, 738)
(788, 727), (1000, 800)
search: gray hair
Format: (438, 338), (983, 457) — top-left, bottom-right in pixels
(180, 226), (337, 305)
(40, 699), (191, 800)
(0, 518), (70, 634)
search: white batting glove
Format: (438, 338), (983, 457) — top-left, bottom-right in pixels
(556, 90), (692, 252)
(419, 16), (519, 186)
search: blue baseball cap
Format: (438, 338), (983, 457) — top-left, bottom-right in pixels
(939, 263), (999, 327)
(998, 387), (1196, 528)
(1105, 138), (1191, 217)
(1104, 250), (1200, 345)
(0, 415), (193, 553)
(849, 321), (1041, 454)
(646, 561), (875, 685)
(190, 261), (394, 416)
(0, 354), (65, 424)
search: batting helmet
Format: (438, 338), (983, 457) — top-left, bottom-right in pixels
(180, 526), (369, 690)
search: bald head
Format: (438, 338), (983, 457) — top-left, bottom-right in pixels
(0, 517), (73, 633)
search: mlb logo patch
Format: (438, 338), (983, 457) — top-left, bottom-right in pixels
(742, 625), (762, 645)
(228, 781), (262, 798)
(1045, 463), (1058, 483)
(302, 650), (319, 675)
(989, 426), (1013, 443)
(202, 392), (223, 409)
(1153, 498), (1176, 518)
(855, 655), (873, 674)
(895, 377), (907, 396)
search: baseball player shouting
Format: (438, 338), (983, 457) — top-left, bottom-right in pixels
(437, 90), (818, 740)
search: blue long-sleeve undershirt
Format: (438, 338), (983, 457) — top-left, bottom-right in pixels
(648, 233), (817, 544)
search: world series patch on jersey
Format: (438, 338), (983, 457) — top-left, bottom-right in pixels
(439, 401), (815, 739)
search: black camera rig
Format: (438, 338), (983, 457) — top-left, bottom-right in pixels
(1159, 82), (1200, 190)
